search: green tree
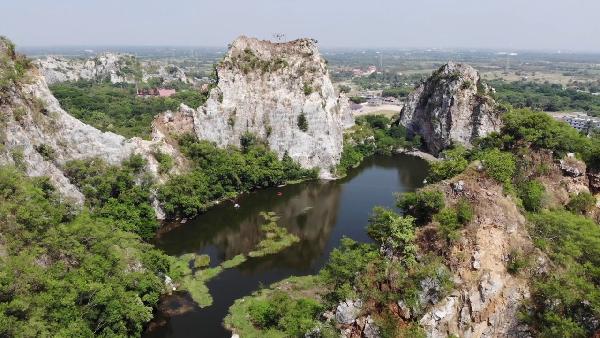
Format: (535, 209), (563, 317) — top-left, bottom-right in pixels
(367, 207), (417, 263)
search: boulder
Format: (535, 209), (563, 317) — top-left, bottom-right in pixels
(335, 299), (363, 325)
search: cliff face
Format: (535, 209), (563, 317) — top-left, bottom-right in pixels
(190, 36), (353, 178)
(0, 39), (183, 216)
(36, 53), (188, 85)
(419, 171), (532, 338)
(398, 62), (502, 155)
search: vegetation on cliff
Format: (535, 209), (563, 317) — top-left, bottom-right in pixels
(159, 134), (317, 218)
(0, 166), (171, 337)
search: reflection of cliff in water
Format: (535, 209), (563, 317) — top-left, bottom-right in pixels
(155, 180), (342, 268)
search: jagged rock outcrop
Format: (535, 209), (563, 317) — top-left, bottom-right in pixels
(397, 62), (503, 155)
(36, 53), (140, 84)
(36, 53), (188, 85)
(187, 36), (353, 178)
(0, 38), (184, 216)
(418, 168), (533, 338)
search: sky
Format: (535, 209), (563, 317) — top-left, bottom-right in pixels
(1, 0), (600, 52)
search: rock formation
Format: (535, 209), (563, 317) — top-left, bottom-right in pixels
(0, 38), (183, 216)
(418, 170), (532, 338)
(186, 36), (353, 178)
(397, 62), (503, 155)
(36, 53), (188, 85)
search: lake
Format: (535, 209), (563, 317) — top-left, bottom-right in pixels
(144, 154), (429, 338)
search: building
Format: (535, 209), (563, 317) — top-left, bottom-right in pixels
(136, 88), (177, 98)
(562, 115), (600, 132)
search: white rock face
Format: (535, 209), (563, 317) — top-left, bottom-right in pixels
(191, 36), (353, 178)
(1, 44), (184, 216)
(335, 299), (363, 325)
(398, 62), (502, 155)
(36, 53), (188, 85)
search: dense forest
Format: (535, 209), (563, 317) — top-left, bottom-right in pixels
(490, 80), (600, 116)
(50, 81), (207, 139)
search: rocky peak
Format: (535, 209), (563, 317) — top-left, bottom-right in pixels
(36, 53), (188, 85)
(191, 36), (353, 178)
(0, 38), (184, 217)
(397, 62), (503, 155)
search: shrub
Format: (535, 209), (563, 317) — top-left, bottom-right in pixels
(518, 180), (546, 212)
(349, 96), (366, 104)
(338, 84), (351, 93)
(397, 189), (445, 224)
(152, 150), (174, 174)
(34, 144), (55, 161)
(320, 237), (379, 303)
(566, 191), (596, 214)
(367, 207), (417, 263)
(247, 291), (324, 337)
(427, 146), (469, 183)
(506, 249), (527, 274)
(477, 149), (516, 184)
(524, 211), (600, 337)
(435, 208), (461, 242)
(297, 113), (308, 132)
(455, 198), (474, 225)
(240, 131), (259, 152)
(303, 83), (313, 96)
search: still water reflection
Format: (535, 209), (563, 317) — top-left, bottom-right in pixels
(145, 154), (429, 338)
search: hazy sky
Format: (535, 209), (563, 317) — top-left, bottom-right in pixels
(2, 0), (600, 51)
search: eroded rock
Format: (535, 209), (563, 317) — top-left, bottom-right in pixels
(396, 62), (503, 155)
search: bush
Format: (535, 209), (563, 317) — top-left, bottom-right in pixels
(506, 249), (527, 274)
(455, 198), (474, 225)
(297, 113), (308, 132)
(477, 149), (516, 184)
(63, 155), (159, 240)
(367, 207), (417, 263)
(349, 96), (366, 104)
(397, 189), (445, 224)
(34, 144), (55, 161)
(566, 192), (596, 214)
(246, 291), (323, 337)
(427, 146), (469, 183)
(0, 166), (169, 337)
(320, 237), (379, 303)
(518, 180), (546, 212)
(152, 150), (174, 174)
(524, 211), (600, 337)
(435, 208), (461, 243)
(159, 135), (316, 218)
(303, 83), (313, 96)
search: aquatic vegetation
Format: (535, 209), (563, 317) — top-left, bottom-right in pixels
(248, 212), (300, 258)
(174, 211), (297, 307)
(221, 254), (248, 269)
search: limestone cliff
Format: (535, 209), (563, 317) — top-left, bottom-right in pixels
(188, 36), (353, 178)
(397, 62), (502, 155)
(0, 38), (184, 216)
(36, 53), (188, 85)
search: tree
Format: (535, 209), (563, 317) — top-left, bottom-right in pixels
(397, 190), (445, 224)
(518, 180), (546, 212)
(297, 113), (308, 132)
(367, 207), (417, 263)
